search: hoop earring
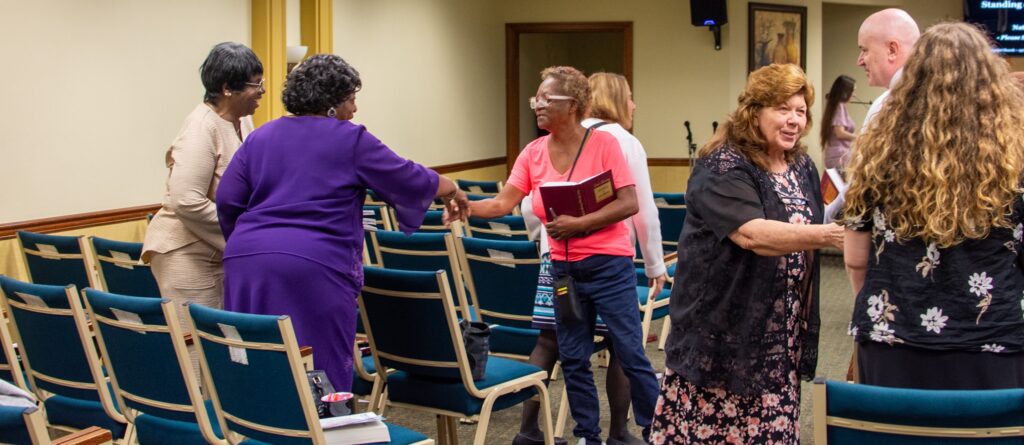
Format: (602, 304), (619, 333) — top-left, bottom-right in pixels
(327, 107), (337, 117)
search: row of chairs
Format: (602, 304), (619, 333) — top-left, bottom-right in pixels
(0, 275), (435, 445)
(16, 230), (160, 298)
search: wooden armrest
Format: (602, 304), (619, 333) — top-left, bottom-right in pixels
(663, 251), (678, 263)
(300, 346), (312, 358)
(53, 426), (112, 445)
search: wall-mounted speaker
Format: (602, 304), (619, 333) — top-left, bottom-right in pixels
(690, 0), (728, 27)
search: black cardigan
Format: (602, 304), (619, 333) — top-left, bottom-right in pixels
(664, 143), (822, 396)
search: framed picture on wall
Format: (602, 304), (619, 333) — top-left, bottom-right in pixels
(748, 3), (807, 72)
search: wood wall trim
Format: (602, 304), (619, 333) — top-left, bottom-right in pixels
(431, 156), (506, 174)
(647, 158), (692, 167)
(0, 204), (162, 239)
(0, 157), (508, 238)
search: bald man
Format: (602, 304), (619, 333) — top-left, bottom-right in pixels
(857, 8), (920, 129)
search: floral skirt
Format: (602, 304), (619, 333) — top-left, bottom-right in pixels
(649, 368), (800, 445)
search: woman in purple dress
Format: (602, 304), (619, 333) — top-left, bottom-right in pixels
(216, 54), (470, 390)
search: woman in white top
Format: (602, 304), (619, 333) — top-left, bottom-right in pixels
(583, 72), (667, 445)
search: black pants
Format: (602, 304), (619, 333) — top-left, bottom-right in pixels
(858, 341), (1024, 390)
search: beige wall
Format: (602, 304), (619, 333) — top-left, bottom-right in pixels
(0, 1), (251, 223)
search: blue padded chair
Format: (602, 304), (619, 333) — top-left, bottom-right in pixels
(812, 378), (1024, 444)
(187, 304), (433, 445)
(16, 231), (93, 290)
(653, 199), (686, 254)
(455, 237), (540, 359)
(464, 216), (530, 242)
(0, 276), (133, 443)
(456, 179), (503, 196)
(369, 230), (474, 321)
(88, 236), (161, 298)
(652, 192), (685, 206)
(363, 205), (394, 267)
(387, 210), (449, 233)
(359, 266), (553, 445)
(0, 405), (49, 445)
(83, 289), (224, 445)
(365, 189), (386, 206)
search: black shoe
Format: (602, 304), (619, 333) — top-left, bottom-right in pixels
(606, 432), (647, 445)
(512, 432), (569, 445)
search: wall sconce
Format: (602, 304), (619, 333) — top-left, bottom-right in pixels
(287, 45), (308, 72)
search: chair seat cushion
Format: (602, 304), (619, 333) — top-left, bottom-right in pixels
(134, 399), (224, 445)
(0, 406), (33, 445)
(351, 356), (377, 395)
(44, 395), (127, 439)
(635, 287), (671, 320)
(387, 356), (541, 415)
(489, 325), (539, 357)
(240, 422), (428, 445)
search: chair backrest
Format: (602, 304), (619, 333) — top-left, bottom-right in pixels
(369, 230), (473, 321)
(188, 303), (325, 445)
(16, 231), (93, 290)
(456, 237), (539, 330)
(83, 289), (220, 444)
(465, 215), (530, 241)
(363, 205), (393, 266)
(813, 378), (1024, 444)
(654, 202), (686, 253)
(0, 276), (126, 430)
(365, 189), (386, 206)
(456, 179), (503, 195)
(359, 267), (473, 385)
(88, 236), (161, 298)
(652, 192), (685, 206)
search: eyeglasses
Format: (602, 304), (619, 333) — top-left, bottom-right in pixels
(244, 79), (265, 90)
(529, 95), (574, 110)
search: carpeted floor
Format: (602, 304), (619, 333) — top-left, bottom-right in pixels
(376, 254), (855, 444)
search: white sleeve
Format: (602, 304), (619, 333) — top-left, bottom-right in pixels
(618, 133), (666, 278)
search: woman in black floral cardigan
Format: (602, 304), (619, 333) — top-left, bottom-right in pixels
(844, 22), (1024, 390)
(650, 63), (844, 444)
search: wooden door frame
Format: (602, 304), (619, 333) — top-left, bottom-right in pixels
(505, 22), (633, 175)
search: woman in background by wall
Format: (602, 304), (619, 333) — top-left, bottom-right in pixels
(820, 75), (856, 171)
(143, 42), (263, 322)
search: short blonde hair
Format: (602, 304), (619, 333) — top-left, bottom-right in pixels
(700, 64), (815, 171)
(587, 72), (631, 128)
(540, 66), (589, 121)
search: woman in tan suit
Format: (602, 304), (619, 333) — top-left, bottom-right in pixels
(142, 42), (263, 313)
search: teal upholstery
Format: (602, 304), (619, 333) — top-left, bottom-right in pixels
(0, 406), (35, 445)
(84, 289), (220, 444)
(365, 188), (385, 205)
(360, 266), (543, 418)
(816, 378), (1024, 444)
(16, 231), (91, 289)
(89, 237), (161, 298)
(386, 356), (538, 414)
(372, 231), (471, 320)
(189, 303), (430, 445)
(238, 422), (429, 445)
(655, 205), (686, 253)
(351, 355), (377, 396)
(0, 276), (129, 439)
(465, 215), (530, 241)
(418, 210), (449, 233)
(456, 179), (502, 194)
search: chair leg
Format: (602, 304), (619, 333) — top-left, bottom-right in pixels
(550, 362), (560, 381)
(446, 416), (459, 445)
(117, 422), (137, 445)
(378, 388), (390, 417)
(555, 384), (569, 438)
(436, 415), (448, 445)
(472, 391), (504, 445)
(658, 317), (671, 351)
(533, 381), (556, 445)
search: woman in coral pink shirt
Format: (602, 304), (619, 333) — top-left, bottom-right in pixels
(468, 66), (659, 445)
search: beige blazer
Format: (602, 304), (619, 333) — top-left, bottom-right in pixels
(142, 103), (254, 261)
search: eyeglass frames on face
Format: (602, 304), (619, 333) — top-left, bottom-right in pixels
(244, 79), (265, 90)
(529, 95), (574, 110)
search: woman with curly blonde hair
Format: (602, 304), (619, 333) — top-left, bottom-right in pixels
(844, 22), (1024, 389)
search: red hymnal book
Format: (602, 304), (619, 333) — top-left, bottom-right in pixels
(539, 170), (616, 219)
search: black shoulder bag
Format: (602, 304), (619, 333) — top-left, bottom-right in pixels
(552, 122), (607, 325)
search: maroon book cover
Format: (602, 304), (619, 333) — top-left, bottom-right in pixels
(539, 170), (615, 219)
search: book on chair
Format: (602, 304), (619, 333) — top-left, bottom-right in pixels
(321, 413), (390, 445)
(539, 169), (616, 219)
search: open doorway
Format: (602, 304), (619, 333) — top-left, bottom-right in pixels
(505, 22), (633, 173)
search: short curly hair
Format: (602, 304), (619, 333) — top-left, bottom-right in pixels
(540, 66), (589, 121)
(282, 54), (361, 115)
(200, 42), (263, 105)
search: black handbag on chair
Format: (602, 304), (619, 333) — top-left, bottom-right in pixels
(459, 319), (491, 380)
(306, 370), (351, 418)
